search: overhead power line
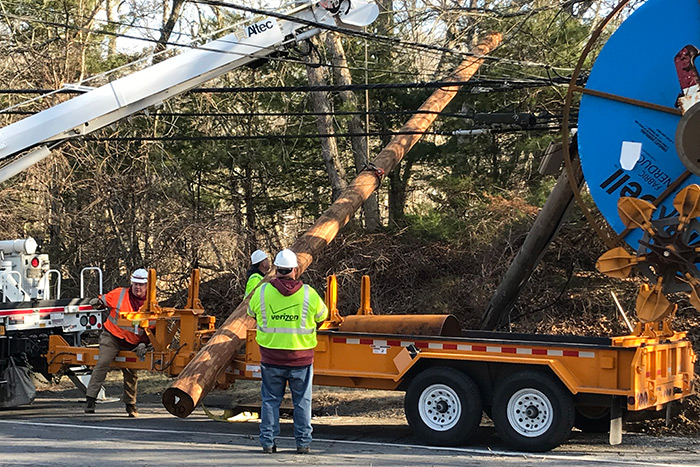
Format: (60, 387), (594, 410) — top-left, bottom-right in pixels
(188, 0), (579, 72)
(0, 1), (583, 100)
(0, 108), (578, 124)
(81, 126), (568, 142)
(0, 75), (575, 97)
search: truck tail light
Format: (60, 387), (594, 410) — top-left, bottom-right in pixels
(88, 315), (97, 325)
(80, 316), (88, 326)
(30, 257), (39, 267)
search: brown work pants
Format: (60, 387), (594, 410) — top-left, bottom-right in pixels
(85, 331), (138, 404)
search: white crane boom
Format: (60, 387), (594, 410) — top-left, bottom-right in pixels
(0, 0), (378, 183)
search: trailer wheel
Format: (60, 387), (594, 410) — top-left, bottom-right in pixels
(574, 405), (611, 433)
(404, 367), (482, 446)
(492, 371), (574, 452)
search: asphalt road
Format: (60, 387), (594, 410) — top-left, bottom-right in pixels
(1, 394), (699, 467)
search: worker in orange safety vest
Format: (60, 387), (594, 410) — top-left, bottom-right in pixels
(85, 268), (152, 416)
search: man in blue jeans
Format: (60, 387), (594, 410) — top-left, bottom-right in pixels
(247, 249), (328, 454)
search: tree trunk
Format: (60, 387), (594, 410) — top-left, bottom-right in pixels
(325, 32), (382, 231)
(105, 0), (117, 56)
(388, 166), (408, 226)
(162, 32), (502, 419)
(304, 36), (348, 201)
(154, 0), (187, 59)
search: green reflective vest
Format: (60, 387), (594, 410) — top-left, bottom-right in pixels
(245, 272), (264, 297)
(247, 282), (328, 350)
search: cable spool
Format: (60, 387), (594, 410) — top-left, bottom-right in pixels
(567, 0), (700, 327)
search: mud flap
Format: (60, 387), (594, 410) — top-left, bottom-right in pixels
(609, 396), (624, 445)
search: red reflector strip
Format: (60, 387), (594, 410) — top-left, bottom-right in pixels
(330, 337), (597, 358)
(0, 305), (95, 316)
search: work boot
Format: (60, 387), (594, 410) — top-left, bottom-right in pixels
(261, 445), (276, 454)
(296, 446), (310, 454)
(84, 396), (96, 414)
(125, 404), (139, 417)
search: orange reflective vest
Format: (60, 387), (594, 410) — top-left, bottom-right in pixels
(102, 287), (144, 345)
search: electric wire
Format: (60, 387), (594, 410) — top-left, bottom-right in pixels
(0, 2), (586, 121)
(188, 0), (581, 72)
(0, 107), (577, 124)
(0, 1), (582, 74)
(0, 0), (199, 41)
(0, 0), (587, 119)
(81, 126), (570, 143)
(0, 74), (575, 98)
(0, 8), (562, 85)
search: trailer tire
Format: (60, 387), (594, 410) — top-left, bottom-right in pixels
(404, 367), (482, 446)
(492, 371), (574, 452)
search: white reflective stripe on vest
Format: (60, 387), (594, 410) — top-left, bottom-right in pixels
(107, 287), (136, 333)
(256, 325), (315, 334)
(301, 285), (310, 324)
(314, 308), (326, 321)
(260, 283), (268, 329)
(258, 284), (313, 335)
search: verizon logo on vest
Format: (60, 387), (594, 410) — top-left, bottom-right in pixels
(271, 314), (300, 322)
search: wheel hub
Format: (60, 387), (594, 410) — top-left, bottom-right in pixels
(506, 388), (554, 437)
(524, 405), (539, 418)
(418, 384), (462, 432)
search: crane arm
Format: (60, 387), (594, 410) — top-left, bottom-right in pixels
(0, 0), (378, 183)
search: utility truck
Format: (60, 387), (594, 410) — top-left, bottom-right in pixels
(0, 237), (103, 407)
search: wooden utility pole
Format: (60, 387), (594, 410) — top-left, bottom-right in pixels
(162, 32), (502, 418)
(480, 141), (583, 330)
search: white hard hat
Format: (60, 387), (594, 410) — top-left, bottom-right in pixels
(274, 249), (298, 269)
(130, 268), (148, 284)
(250, 249), (267, 265)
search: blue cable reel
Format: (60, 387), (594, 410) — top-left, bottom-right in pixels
(576, 0), (700, 323)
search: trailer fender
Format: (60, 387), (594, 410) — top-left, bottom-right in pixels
(394, 351), (583, 395)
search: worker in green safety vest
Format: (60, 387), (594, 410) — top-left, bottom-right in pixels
(245, 249), (270, 297)
(246, 249), (328, 455)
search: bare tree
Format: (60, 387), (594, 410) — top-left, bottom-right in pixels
(154, 0), (187, 58)
(325, 32), (382, 231)
(303, 36), (348, 201)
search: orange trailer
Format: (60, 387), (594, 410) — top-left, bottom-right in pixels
(46, 271), (696, 452)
